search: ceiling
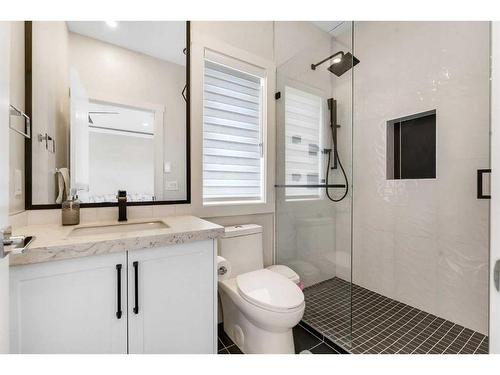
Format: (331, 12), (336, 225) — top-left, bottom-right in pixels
(88, 101), (155, 137)
(66, 21), (186, 66)
(311, 21), (348, 37)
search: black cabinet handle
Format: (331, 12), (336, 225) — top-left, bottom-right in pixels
(133, 261), (139, 314)
(116, 264), (122, 319)
(477, 169), (491, 199)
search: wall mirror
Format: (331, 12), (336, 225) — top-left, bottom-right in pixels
(25, 21), (190, 208)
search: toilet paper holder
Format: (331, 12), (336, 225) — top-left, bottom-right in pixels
(218, 265), (228, 276)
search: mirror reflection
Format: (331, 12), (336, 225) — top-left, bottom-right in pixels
(30, 21), (188, 205)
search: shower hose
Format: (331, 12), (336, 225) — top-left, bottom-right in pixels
(325, 128), (349, 202)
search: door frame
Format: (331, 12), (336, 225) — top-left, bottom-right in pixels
(490, 21), (500, 354)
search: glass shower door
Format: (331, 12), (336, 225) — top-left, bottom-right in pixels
(274, 21), (354, 350)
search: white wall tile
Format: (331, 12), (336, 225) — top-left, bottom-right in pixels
(152, 204), (177, 218)
(79, 208), (97, 223)
(27, 209), (60, 226)
(8, 210), (28, 229)
(352, 21), (490, 334)
(174, 204), (193, 216)
(94, 207), (116, 222)
(127, 206), (154, 220)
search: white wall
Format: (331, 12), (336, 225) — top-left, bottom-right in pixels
(9, 22), (25, 214)
(193, 22), (274, 62)
(32, 21), (70, 205)
(69, 32), (187, 201)
(88, 132), (154, 198)
(352, 22), (490, 334)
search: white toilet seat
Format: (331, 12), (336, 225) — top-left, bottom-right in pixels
(236, 269), (304, 313)
(219, 275), (305, 329)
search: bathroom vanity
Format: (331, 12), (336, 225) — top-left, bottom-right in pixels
(6, 21), (216, 354)
(8, 216), (223, 354)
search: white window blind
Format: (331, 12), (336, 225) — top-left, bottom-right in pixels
(285, 86), (323, 199)
(203, 59), (265, 204)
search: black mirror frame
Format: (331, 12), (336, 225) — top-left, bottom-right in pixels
(24, 20), (191, 210)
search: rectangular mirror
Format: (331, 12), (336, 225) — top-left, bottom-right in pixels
(25, 21), (190, 208)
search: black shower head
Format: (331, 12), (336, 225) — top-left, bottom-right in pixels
(311, 51), (360, 76)
(327, 52), (360, 77)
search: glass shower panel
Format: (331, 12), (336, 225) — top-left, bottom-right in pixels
(274, 21), (354, 350)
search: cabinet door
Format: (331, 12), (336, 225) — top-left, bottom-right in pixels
(10, 252), (127, 353)
(128, 240), (216, 354)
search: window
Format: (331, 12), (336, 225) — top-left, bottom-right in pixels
(284, 86), (323, 200)
(203, 56), (266, 204)
(387, 110), (436, 180)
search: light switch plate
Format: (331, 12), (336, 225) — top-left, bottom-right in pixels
(165, 180), (178, 191)
(164, 162), (171, 173)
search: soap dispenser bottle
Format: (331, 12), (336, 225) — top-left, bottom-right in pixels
(62, 190), (81, 226)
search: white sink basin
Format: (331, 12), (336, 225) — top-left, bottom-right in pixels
(69, 221), (169, 237)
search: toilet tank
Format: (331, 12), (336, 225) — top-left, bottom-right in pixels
(218, 224), (263, 277)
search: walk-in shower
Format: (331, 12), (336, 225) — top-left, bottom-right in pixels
(275, 21), (490, 354)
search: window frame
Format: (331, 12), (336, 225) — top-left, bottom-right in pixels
(202, 50), (268, 206)
(283, 84), (326, 202)
(190, 34), (276, 218)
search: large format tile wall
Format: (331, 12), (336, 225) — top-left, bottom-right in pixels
(351, 22), (490, 334)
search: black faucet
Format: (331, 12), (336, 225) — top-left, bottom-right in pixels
(117, 190), (127, 222)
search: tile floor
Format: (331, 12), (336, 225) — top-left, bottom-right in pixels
(217, 323), (345, 354)
(303, 277), (489, 354)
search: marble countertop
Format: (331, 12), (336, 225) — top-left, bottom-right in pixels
(10, 215), (224, 266)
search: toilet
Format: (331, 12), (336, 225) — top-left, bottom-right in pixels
(218, 224), (305, 354)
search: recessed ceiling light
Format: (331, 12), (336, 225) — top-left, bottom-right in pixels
(105, 21), (118, 28)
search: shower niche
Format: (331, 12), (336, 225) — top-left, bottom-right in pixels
(386, 110), (436, 180)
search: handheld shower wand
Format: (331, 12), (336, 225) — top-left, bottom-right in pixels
(325, 98), (349, 202)
(327, 98), (339, 169)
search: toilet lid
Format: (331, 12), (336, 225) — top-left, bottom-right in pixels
(236, 269), (304, 312)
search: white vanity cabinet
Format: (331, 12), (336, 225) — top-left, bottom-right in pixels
(9, 240), (217, 354)
(9, 252), (128, 354)
(128, 240), (215, 354)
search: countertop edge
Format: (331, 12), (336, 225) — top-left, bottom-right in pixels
(10, 218), (225, 267)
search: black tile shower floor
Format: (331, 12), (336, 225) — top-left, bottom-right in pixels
(217, 323), (344, 354)
(302, 277), (489, 354)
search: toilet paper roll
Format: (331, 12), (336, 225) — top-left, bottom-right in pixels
(217, 256), (231, 281)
